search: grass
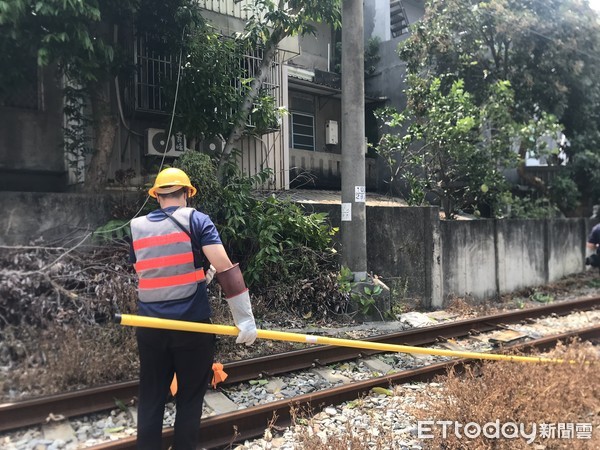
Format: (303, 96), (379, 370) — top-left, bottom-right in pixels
(269, 342), (599, 449)
(411, 341), (600, 449)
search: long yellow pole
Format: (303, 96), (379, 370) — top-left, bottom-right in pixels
(115, 314), (574, 364)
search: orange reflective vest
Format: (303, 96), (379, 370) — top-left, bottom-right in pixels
(131, 207), (205, 302)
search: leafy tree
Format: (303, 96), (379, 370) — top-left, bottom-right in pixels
(1, 0), (124, 189)
(376, 77), (522, 219)
(209, 0), (341, 181)
(144, 0), (341, 183)
(0, 0), (210, 190)
(399, 0), (600, 209)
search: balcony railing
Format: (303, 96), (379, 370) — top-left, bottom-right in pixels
(290, 148), (378, 190)
(197, 0), (255, 20)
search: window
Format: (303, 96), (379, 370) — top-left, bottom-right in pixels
(390, 0), (409, 38)
(134, 34), (281, 119)
(0, 59), (39, 110)
(291, 112), (315, 151)
(135, 34), (175, 113)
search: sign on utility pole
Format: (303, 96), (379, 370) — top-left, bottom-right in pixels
(341, 0), (367, 281)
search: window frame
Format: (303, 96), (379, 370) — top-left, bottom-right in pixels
(291, 111), (316, 151)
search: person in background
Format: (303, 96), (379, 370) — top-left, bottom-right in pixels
(129, 167), (257, 450)
(586, 222), (600, 268)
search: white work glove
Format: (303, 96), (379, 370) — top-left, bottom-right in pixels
(226, 290), (257, 346)
(205, 265), (216, 284)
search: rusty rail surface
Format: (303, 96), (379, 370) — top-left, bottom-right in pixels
(1, 296), (598, 434)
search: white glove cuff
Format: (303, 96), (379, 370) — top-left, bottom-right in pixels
(226, 290), (257, 346)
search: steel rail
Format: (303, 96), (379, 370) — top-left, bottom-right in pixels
(0, 296), (598, 433)
(88, 325), (600, 450)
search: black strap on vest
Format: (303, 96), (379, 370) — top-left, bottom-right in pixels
(160, 208), (207, 269)
(160, 208), (193, 240)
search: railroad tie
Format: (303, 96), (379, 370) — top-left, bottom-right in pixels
(203, 390), (239, 414)
(42, 420), (76, 443)
(438, 339), (469, 352)
(362, 356), (394, 375)
(311, 368), (351, 385)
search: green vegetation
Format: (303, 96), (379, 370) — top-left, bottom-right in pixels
(377, 0), (600, 218)
(337, 266), (384, 318)
(376, 78), (521, 219)
(0, 0), (341, 187)
(175, 151), (337, 291)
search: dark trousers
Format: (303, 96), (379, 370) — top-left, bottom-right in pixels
(136, 326), (215, 450)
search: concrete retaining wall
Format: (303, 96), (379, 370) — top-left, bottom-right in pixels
(496, 219), (547, 293)
(548, 219), (587, 281)
(441, 220), (497, 301)
(309, 203), (587, 308)
(442, 218), (586, 302)
(1, 192), (588, 309)
(0, 191), (140, 246)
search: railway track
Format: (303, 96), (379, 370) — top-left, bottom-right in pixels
(92, 325), (600, 450)
(1, 296), (599, 448)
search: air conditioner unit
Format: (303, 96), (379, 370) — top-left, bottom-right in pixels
(146, 128), (187, 157)
(200, 136), (225, 155)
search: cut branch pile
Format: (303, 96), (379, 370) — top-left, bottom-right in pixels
(0, 245), (139, 400)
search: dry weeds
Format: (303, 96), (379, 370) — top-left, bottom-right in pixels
(411, 341), (600, 449)
(287, 405), (398, 449)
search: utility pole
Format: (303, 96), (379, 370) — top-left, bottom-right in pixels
(340, 0), (367, 281)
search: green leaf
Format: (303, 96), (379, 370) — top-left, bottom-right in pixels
(371, 387), (393, 396)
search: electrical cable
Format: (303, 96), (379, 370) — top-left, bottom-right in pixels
(14, 27), (191, 266)
(94, 26), (187, 238)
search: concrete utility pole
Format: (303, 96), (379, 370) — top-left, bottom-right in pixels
(341, 0), (367, 281)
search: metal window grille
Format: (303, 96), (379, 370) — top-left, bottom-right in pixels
(291, 112), (315, 151)
(135, 35), (281, 122)
(239, 46), (281, 130)
(134, 34), (175, 113)
(197, 0), (252, 20)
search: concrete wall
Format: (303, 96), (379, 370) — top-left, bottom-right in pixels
(496, 220), (548, 293)
(441, 220), (497, 301)
(309, 205), (586, 307)
(364, 0), (425, 110)
(305, 203), (441, 308)
(293, 22), (334, 72)
(363, 1), (426, 195)
(1, 192), (587, 309)
(442, 218), (587, 301)
(0, 191), (140, 246)
(548, 219), (587, 281)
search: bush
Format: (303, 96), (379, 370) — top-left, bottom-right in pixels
(175, 151), (337, 291)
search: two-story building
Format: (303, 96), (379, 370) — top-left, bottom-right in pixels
(0, 0), (425, 194)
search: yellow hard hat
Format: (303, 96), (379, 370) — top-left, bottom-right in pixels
(148, 167), (197, 198)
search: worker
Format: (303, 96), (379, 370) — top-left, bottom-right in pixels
(128, 167), (257, 450)
(586, 222), (600, 269)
